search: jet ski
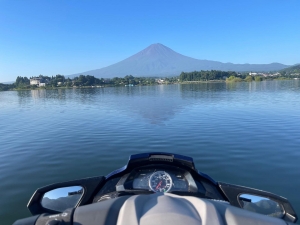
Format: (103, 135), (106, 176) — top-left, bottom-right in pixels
(13, 152), (298, 225)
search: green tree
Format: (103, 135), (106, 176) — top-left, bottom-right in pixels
(255, 76), (262, 81)
(226, 76), (236, 82)
(245, 76), (253, 82)
(15, 76), (30, 88)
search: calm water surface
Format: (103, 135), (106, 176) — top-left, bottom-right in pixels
(0, 80), (300, 224)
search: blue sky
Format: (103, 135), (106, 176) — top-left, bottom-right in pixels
(1, 0), (300, 82)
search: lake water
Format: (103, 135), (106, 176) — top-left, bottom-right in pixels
(1, 80), (300, 224)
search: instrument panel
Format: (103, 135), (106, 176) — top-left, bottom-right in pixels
(123, 165), (195, 193)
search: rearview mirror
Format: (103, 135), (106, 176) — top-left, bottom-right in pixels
(27, 176), (105, 215)
(41, 186), (83, 212)
(219, 182), (298, 223)
(238, 194), (284, 218)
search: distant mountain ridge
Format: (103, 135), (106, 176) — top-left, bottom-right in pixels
(71, 43), (290, 78)
(280, 64), (300, 74)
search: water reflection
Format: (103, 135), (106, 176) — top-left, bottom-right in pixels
(17, 89), (67, 100)
(231, 80), (300, 93)
(73, 88), (100, 104)
(31, 89), (47, 99)
(180, 83), (226, 101)
(107, 85), (184, 124)
(13, 81), (300, 124)
(17, 90), (32, 106)
(180, 82), (225, 93)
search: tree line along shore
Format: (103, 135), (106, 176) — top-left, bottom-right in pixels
(1, 70), (299, 91)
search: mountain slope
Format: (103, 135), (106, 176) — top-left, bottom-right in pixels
(280, 64), (300, 74)
(72, 43), (289, 78)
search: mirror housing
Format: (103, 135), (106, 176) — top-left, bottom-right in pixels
(41, 186), (84, 212)
(27, 176), (105, 215)
(219, 182), (298, 223)
(238, 194), (284, 218)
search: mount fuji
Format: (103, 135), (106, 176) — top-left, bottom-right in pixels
(72, 43), (289, 78)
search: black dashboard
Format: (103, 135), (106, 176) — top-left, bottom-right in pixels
(92, 164), (224, 203)
(123, 165), (196, 192)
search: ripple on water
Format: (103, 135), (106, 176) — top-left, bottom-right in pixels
(0, 82), (300, 224)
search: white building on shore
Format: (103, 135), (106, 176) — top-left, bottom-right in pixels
(30, 77), (46, 87)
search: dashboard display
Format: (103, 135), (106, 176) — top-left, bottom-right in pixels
(149, 171), (172, 192)
(94, 164), (220, 202)
(128, 166), (190, 192)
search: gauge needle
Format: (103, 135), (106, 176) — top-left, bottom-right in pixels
(156, 180), (162, 190)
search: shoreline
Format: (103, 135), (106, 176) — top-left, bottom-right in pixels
(1, 78), (297, 92)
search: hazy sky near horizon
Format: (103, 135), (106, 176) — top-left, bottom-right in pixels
(1, 0), (300, 82)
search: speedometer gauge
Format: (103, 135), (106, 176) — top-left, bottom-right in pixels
(149, 171), (172, 192)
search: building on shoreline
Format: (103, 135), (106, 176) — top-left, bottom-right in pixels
(249, 72), (280, 77)
(30, 77), (46, 87)
(30, 77), (41, 85)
